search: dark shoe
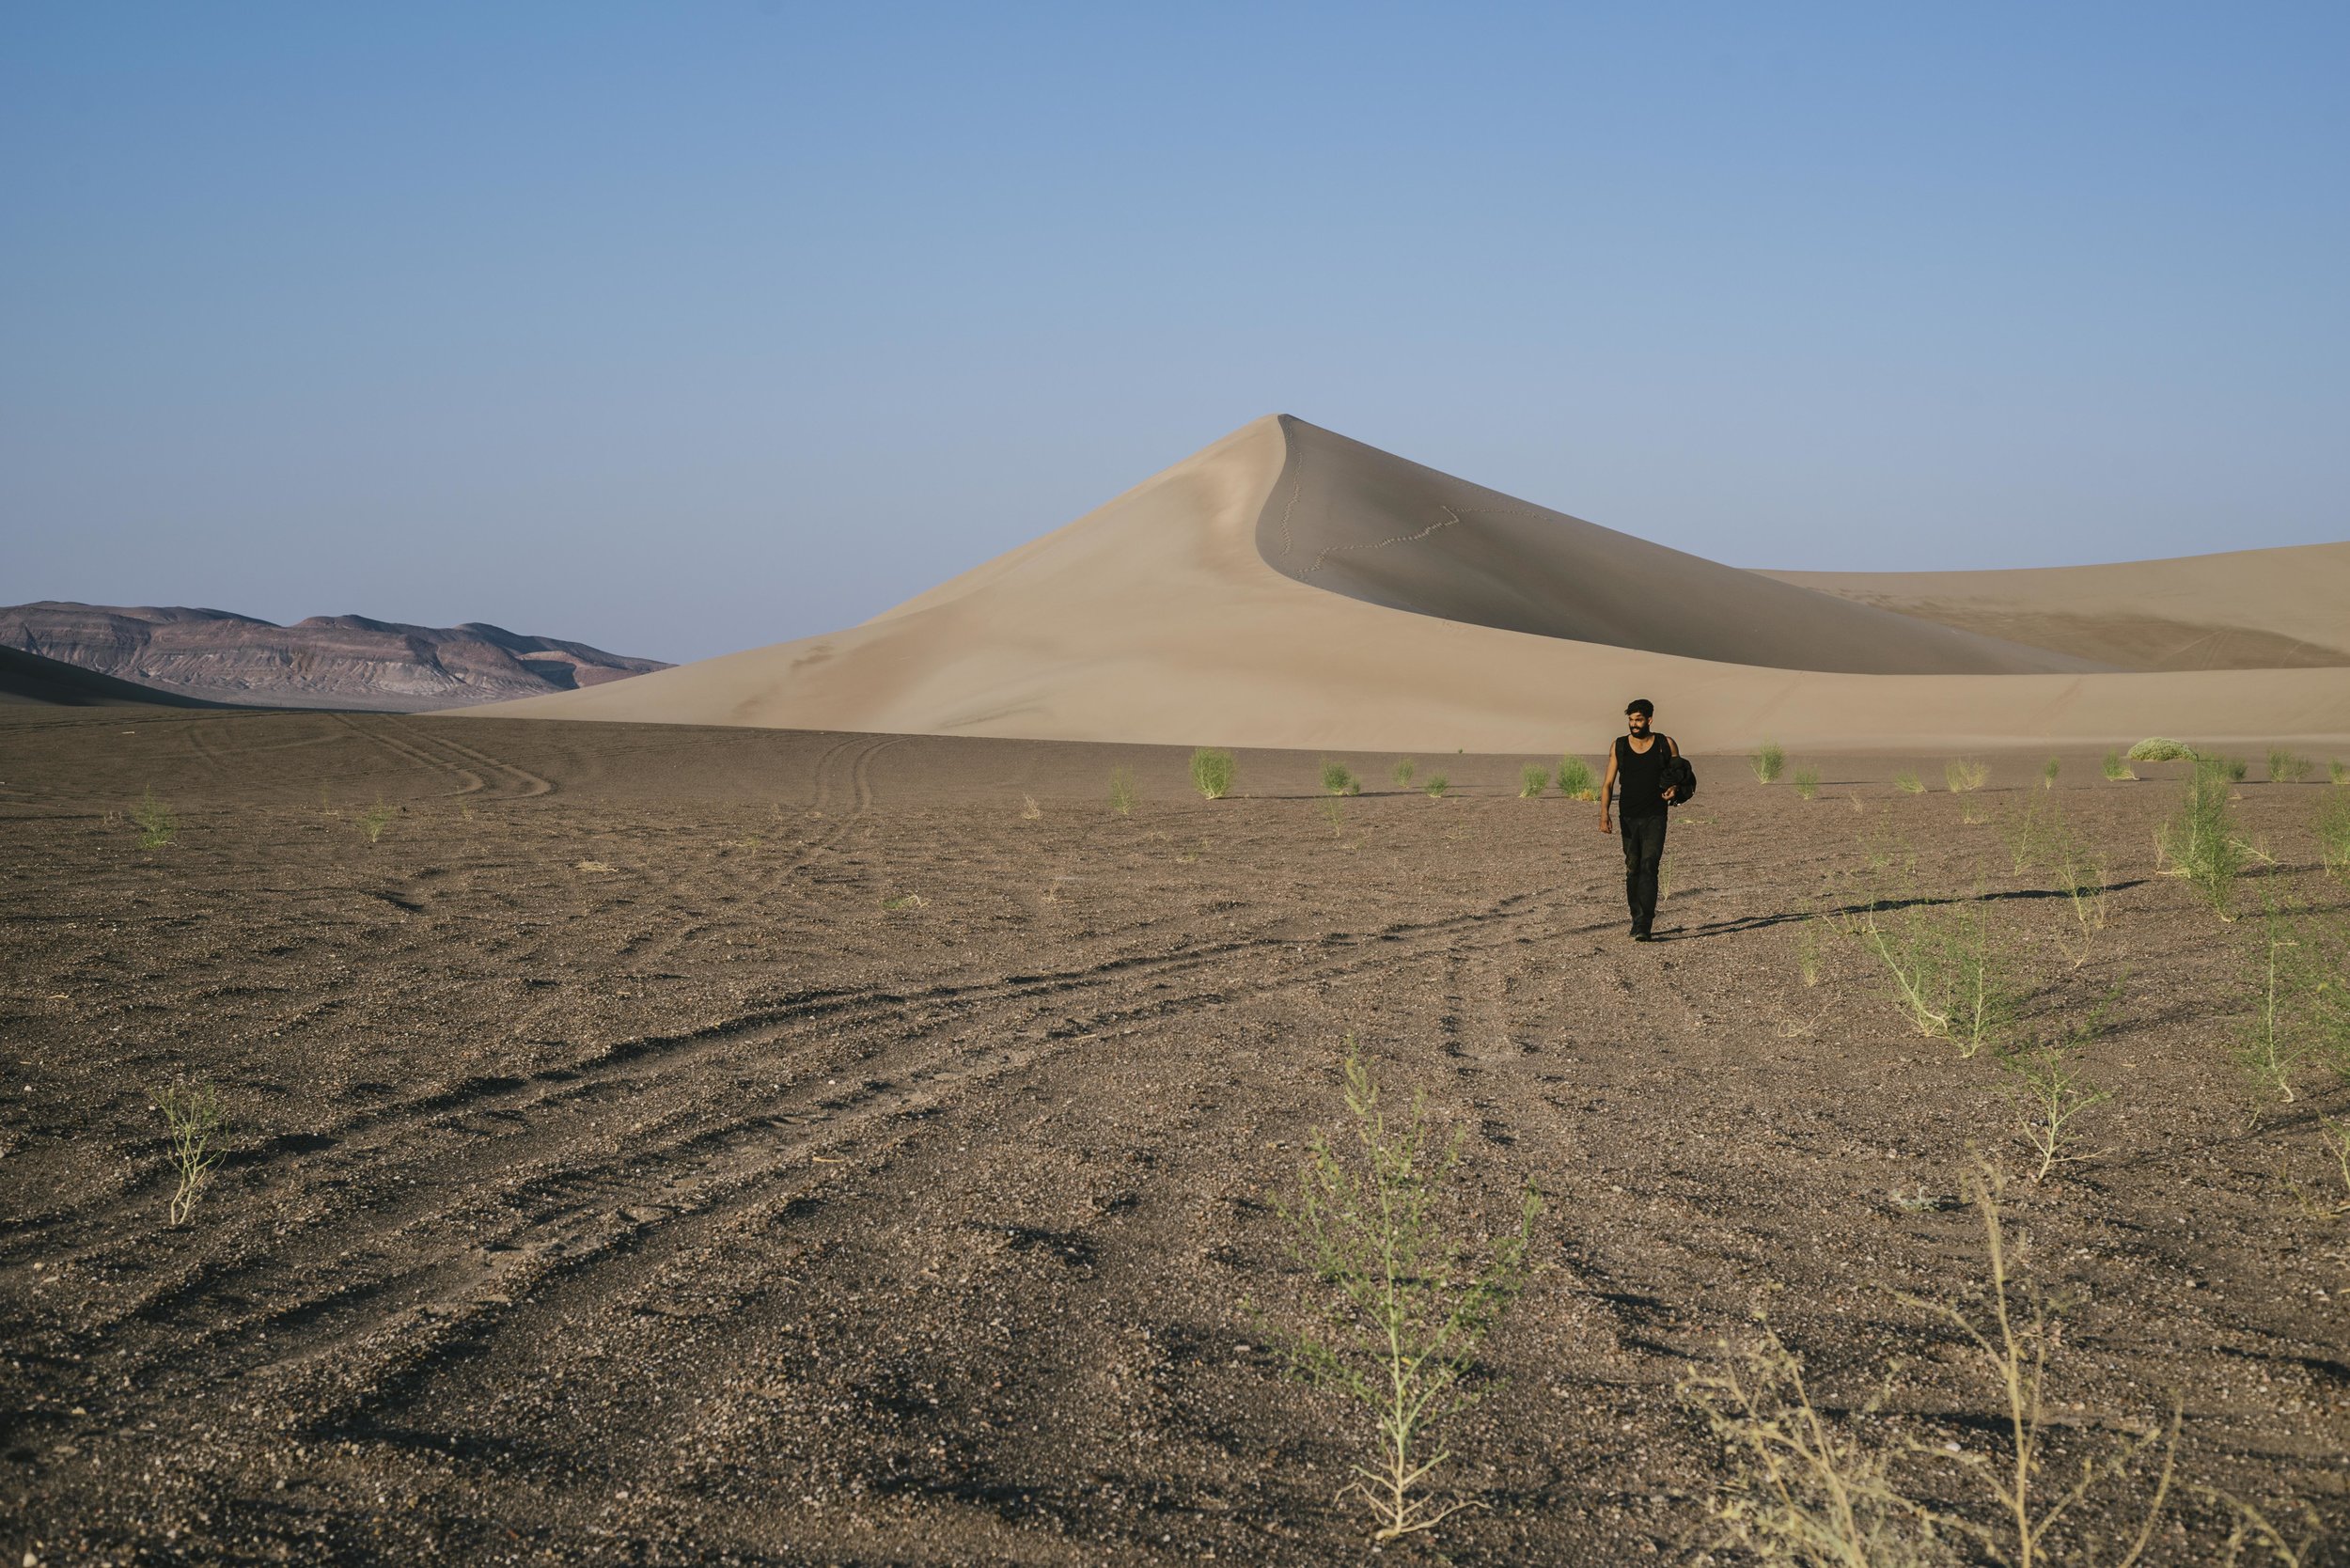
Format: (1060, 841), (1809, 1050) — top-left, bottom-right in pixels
(1632, 929), (1653, 942)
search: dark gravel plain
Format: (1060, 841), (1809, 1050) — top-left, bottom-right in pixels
(2, 709), (2345, 1565)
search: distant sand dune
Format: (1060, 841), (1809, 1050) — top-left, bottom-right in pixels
(1764, 547), (2350, 671)
(464, 416), (2350, 752)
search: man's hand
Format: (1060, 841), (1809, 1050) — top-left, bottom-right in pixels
(1600, 813), (1613, 835)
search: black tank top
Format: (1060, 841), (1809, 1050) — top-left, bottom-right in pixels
(1614, 734), (1671, 818)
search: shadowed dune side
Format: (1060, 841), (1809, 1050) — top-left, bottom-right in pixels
(1762, 546), (2350, 671)
(0, 646), (244, 709)
(462, 416), (2350, 751)
(1259, 419), (2100, 675)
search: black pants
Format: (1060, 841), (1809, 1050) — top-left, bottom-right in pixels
(1621, 812), (1668, 933)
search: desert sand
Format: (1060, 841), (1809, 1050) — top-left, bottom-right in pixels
(465, 416), (2350, 753)
(6, 707), (2348, 1562)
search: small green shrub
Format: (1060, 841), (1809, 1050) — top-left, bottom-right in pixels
(1108, 766), (1137, 816)
(1319, 796), (1347, 838)
(2102, 749), (2136, 781)
(1190, 747), (1237, 800)
(2319, 789), (2350, 882)
(1321, 759), (1361, 797)
(1891, 769), (1924, 794)
(2268, 748), (2311, 784)
(1838, 855), (2015, 1057)
(1391, 758), (1418, 788)
(2128, 737), (2197, 762)
(2331, 760), (2347, 787)
(158, 1081), (226, 1225)
(1945, 758), (1990, 793)
(1749, 741), (1785, 785)
(2232, 900), (2327, 1106)
(2041, 757), (2061, 790)
(1998, 792), (2055, 874)
(1518, 764), (1549, 799)
(1792, 766), (1820, 800)
(1422, 775), (1449, 798)
(357, 798), (395, 844)
(2050, 818), (2111, 969)
(1270, 1042), (1540, 1543)
(131, 787), (176, 849)
(2156, 758), (2248, 919)
(2219, 754), (2249, 784)
(1557, 756), (1595, 798)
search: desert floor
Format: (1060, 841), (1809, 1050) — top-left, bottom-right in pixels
(3, 710), (2346, 1565)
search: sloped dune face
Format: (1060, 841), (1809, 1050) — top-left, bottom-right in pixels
(1257, 418), (2099, 675)
(1762, 547), (2350, 672)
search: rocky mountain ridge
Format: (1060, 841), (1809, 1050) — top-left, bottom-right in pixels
(0, 602), (667, 712)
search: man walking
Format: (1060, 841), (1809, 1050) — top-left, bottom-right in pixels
(1598, 698), (1681, 941)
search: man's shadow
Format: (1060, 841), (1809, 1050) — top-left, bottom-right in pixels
(1649, 880), (2152, 943)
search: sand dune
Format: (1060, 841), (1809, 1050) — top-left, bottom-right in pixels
(1764, 547), (2350, 671)
(464, 416), (2350, 752)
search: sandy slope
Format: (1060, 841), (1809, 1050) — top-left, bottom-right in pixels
(1764, 546), (2350, 671)
(464, 416), (2350, 751)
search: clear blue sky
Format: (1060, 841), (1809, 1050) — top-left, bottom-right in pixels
(5, 3), (2344, 663)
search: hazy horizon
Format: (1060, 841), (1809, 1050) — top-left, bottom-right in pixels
(7, 4), (2345, 665)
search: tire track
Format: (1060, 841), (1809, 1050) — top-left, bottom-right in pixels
(59, 888), (1565, 1397)
(331, 713), (488, 796)
(398, 722), (556, 798)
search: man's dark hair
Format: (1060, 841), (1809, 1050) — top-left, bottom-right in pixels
(1624, 698), (1654, 718)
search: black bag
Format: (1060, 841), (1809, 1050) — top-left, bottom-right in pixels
(1660, 739), (1697, 804)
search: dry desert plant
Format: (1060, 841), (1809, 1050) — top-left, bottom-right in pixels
(1108, 766), (1137, 817)
(2041, 758), (2060, 791)
(1685, 1156), (2181, 1568)
(1794, 766), (1822, 801)
(1681, 1313), (1940, 1567)
(1190, 747), (1237, 800)
(1320, 796), (1347, 838)
(2126, 738), (2196, 763)
(2267, 748), (2311, 784)
(1903, 1157), (2179, 1567)
(2218, 754), (2250, 784)
(131, 787), (176, 849)
(2197, 1491), (2325, 1567)
(1319, 759), (1361, 797)
(1751, 740), (1787, 785)
(1422, 774), (1449, 798)
(1996, 988), (2119, 1181)
(158, 1081), (226, 1226)
(1020, 793), (1042, 821)
(1519, 763), (1549, 799)
(2100, 751), (2135, 782)
(1392, 757), (1418, 788)
(2280, 1116), (2350, 1220)
(1796, 917), (1825, 987)
(1269, 1042), (1540, 1543)
(2331, 760), (2347, 788)
(879, 891), (929, 911)
(1946, 759), (1991, 793)
(1558, 755), (1596, 799)
(1892, 770), (1925, 795)
(357, 797), (395, 843)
